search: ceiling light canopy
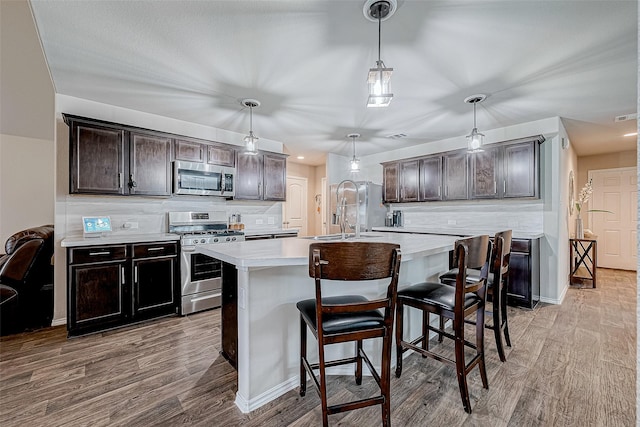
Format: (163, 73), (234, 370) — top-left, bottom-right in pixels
(464, 94), (487, 153)
(242, 99), (260, 155)
(348, 133), (361, 172)
(365, 0), (395, 108)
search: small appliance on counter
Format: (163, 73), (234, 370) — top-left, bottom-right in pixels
(392, 210), (404, 227)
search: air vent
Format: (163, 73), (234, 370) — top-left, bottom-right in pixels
(386, 133), (407, 139)
(615, 113), (637, 122)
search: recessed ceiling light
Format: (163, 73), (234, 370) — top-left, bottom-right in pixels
(297, 155), (305, 160)
(623, 132), (637, 137)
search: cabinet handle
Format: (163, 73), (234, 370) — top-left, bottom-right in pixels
(118, 173), (123, 189)
(438, 186), (441, 197)
(147, 247), (164, 252)
(134, 265), (138, 283)
(121, 266), (125, 285)
(89, 251), (110, 256)
(503, 181), (506, 193)
(494, 181), (497, 194)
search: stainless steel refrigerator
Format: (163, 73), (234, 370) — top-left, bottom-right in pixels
(328, 181), (387, 234)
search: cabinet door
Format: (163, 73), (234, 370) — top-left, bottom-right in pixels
(471, 147), (500, 199)
(133, 256), (177, 318)
(503, 141), (537, 198)
(235, 152), (263, 200)
(207, 144), (236, 167)
(399, 160), (420, 202)
(129, 132), (172, 196)
(443, 152), (469, 200)
(382, 162), (399, 203)
(69, 260), (128, 334)
(506, 251), (531, 308)
(263, 153), (287, 201)
(175, 139), (204, 163)
(70, 123), (126, 194)
(419, 156), (442, 201)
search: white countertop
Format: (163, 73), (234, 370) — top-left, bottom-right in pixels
(372, 226), (544, 240)
(195, 232), (459, 268)
(61, 233), (180, 247)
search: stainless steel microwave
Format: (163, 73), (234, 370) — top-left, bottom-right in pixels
(173, 161), (235, 197)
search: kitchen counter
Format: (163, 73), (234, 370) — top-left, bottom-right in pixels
(195, 232), (458, 414)
(372, 226), (544, 240)
(61, 233), (179, 247)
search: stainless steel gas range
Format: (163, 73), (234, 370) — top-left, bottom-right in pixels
(168, 211), (244, 315)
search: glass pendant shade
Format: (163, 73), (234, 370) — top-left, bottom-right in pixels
(367, 63), (393, 107)
(244, 132), (258, 155)
(348, 133), (360, 172)
(466, 128), (484, 152)
(350, 157), (360, 172)
(242, 99), (260, 155)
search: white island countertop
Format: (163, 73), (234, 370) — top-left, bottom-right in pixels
(196, 232), (459, 269)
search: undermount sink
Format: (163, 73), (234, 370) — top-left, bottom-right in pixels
(302, 233), (380, 241)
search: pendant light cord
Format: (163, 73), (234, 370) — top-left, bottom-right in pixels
(377, 3), (382, 63)
(473, 101), (477, 129)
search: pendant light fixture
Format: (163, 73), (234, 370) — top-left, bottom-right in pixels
(348, 133), (361, 172)
(365, 0), (396, 108)
(241, 99), (260, 155)
(464, 94), (486, 153)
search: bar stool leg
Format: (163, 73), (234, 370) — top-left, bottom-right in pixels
(355, 340), (363, 385)
(492, 288), (507, 362)
(502, 277), (512, 347)
(395, 301), (404, 378)
(454, 317), (472, 413)
(299, 316), (307, 396)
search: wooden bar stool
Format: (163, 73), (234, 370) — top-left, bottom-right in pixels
(439, 230), (512, 362)
(297, 241), (401, 427)
(395, 235), (491, 413)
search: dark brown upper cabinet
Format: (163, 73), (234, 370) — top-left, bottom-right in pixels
(470, 146), (500, 199)
(69, 122), (126, 195)
(235, 151), (287, 201)
(175, 139), (204, 163)
(382, 162), (400, 203)
(381, 135), (543, 204)
(129, 132), (172, 196)
(399, 159), (420, 202)
(207, 144), (236, 167)
(66, 115), (173, 197)
(443, 152), (469, 201)
(419, 155), (443, 201)
(503, 140), (538, 198)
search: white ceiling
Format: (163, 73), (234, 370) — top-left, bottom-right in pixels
(30, 0), (638, 165)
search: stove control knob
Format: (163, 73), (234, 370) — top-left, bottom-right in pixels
(214, 238), (219, 243)
(200, 239), (206, 244)
(225, 237), (231, 242)
(231, 237), (237, 241)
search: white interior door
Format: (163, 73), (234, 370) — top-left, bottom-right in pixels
(284, 176), (308, 236)
(588, 167), (637, 270)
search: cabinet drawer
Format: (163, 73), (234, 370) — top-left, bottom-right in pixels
(69, 245), (127, 264)
(133, 242), (178, 258)
(511, 239), (531, 253)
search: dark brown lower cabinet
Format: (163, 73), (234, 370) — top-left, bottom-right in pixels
(221, 261), (238, 369)
(506, 238), (540, 309)
(67, 242), (178, 336)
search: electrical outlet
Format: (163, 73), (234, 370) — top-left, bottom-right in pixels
(123, 222), (139, 229)
(447, 220), (456, 225)
(267, 217), (275, 225)
(256, 219), (264, 225)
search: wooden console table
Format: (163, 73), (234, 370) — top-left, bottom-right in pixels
(569, 238), (597, 288)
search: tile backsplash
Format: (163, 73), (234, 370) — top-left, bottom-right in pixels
(63, 195), (283, 237)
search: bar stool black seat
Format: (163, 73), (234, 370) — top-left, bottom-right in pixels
(395, 235), (491, 413)
(439, 230), (512, 362)
(297, 241), (401, 427)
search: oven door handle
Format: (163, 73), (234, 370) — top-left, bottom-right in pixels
(182, 246), (196, 253)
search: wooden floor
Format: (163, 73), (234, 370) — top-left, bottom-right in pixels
(1, 268), (636, 426)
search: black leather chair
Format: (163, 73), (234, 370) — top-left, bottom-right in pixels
(0, 225), (54, 334)
(395, 235), (491, 413)
(297, 241), (401, 426)
(439, 230), (512, 362)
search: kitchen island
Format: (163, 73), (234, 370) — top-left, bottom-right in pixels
(196, 232), (459, 413)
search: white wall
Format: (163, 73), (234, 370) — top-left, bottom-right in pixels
(0, 134), (55, 244)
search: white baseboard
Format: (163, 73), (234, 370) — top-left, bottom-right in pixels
(51, 317), (67, 327)
(235, 376), (299, 413)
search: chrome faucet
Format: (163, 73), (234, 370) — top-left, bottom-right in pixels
(333, 179), (361, 240)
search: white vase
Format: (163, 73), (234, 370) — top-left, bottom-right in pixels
(575, 217), (584, 239)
